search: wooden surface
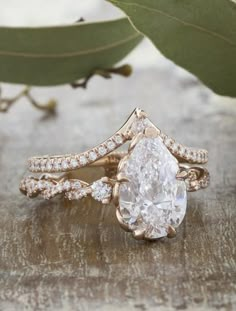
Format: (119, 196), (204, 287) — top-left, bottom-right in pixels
(0, 68), (235, 311)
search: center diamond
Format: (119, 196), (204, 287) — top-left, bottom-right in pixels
(118, 136), (187, 239)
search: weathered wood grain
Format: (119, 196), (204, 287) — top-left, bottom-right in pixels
(0, 69), (235, 311)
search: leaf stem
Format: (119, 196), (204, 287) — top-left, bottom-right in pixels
(71, 64), (132, 89)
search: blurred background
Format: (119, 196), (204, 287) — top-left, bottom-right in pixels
(0, 0), (234, 153)
(1, 0), (234, 157)
(0, 0), (211, 99)
(0, 0), (166, 68)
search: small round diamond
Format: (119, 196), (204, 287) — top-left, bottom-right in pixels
(165, 137), (174, 147)
(63, 181), (71, 191)
(51, 186), (58, 195)
(160, 133), (167, 141)
(189, 151), (194, 162)
(40, 159), (47, 171)
(56, 183), (63, 193)
(201, 153), (205, 162)
(75, 191), (83, 200)
(62, 159), (69, 170)
(67, 192), (73, 200)
(98, 146), (107, 156)
(54, 160), (61, 171)
(192, 152), (197, 162)
(185, 149), (191, 160)
(46, 161), (52, 171)
(91, 180), (112, 202)
(44, 181), (51, 190)
(198, 152), (202, 162)
(107, 140), (116, 151)
(114, 134), (123, 145)
(71, 158), (78, 169)
(29, 180), (36, 190)
(79, 155), (88, 166)
(88, 151), (97, 161)
(171, 143), (179, 153)
(73, 181), (81, 189)
(178, 146), (184, 157)
(34, 160), (40, 170)
(80, 188), (87, 198)
(38, 180), (44, 190)
(43, 190), (52, 200)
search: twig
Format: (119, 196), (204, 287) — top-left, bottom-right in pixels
(24, 89), (56, 112)
(71, 64), (132, 89)
(0, 85), (57, 113)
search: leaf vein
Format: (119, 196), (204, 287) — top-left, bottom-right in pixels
(0, 33), (140, 58)
(110, 0), (236, 46)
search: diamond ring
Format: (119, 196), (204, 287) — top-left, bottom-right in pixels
(20, 108), (210, 240)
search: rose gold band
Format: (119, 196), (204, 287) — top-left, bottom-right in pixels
(27, 108), (208, 174)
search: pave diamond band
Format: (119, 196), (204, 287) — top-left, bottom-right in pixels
(20, 108), (210, 241)
(28, 110), (208, 174)
(20, 176), (112, 203)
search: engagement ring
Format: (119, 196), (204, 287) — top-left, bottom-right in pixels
(20, 108), (210, 240)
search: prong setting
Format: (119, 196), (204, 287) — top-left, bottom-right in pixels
(176, 170), (189, 180)
(133, 228), (146, 240)
(116, 209), (131, 232)
(135, 108), (147, 119)
(144, 126), (160, 138)
(116, 173), (129, 183)
(167, 225), (177, 238)
(112, 182), (120, 206)
(117, 155), (129, 172)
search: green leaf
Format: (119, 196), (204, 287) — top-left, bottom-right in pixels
(0, 18), (142, 86)
(108, 0), (236, 97)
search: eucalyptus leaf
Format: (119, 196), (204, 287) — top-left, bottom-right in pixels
(0, 18), (142, 86)
(108, 0), (236, 97)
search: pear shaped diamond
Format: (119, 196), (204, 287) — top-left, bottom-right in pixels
(118, 136), (187, 239)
